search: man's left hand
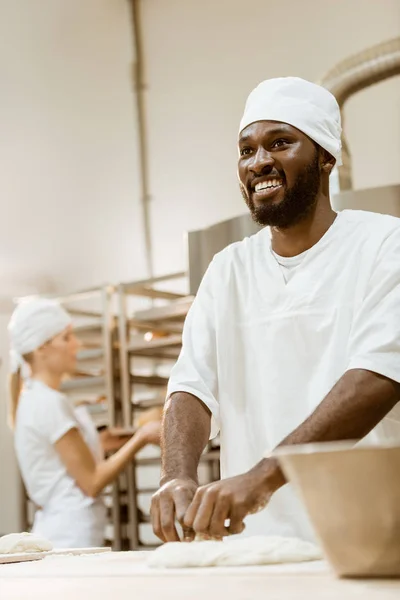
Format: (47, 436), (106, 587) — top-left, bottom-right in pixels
(183, 459), (284, 538)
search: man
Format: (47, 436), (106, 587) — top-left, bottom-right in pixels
(151, 77), (400, 544)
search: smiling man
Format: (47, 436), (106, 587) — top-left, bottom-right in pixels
(151, 77), (400, 543)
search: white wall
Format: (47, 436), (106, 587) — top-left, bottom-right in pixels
(0, 0), (146, 297)
(140, 0), (400, 275)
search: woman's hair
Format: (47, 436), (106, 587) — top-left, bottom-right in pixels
(8, 353), (32, 430)
(8, 368), (22, 430)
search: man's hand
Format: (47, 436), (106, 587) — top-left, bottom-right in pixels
(151, 478), (198, 542)
(184, 459), (284, 538)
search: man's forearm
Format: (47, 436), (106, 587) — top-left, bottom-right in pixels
(262, 369), (400, 485)
(160, 392), (211, 486)
(281, 369), (399, 446)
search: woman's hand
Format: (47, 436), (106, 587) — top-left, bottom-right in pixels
(137, 419), (161, 446)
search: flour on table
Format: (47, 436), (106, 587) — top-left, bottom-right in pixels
(0, 532), (53, 554)
(148, 535), (322, 568)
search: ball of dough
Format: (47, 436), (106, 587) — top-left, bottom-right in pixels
(0, 532), (53, 554)
(148, 535), (322, 568)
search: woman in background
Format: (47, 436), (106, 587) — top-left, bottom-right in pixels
(8, 298), (160, 549)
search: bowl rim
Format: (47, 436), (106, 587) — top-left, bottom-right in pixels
(271, 439), (400, 457)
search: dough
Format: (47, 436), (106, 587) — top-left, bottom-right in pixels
(148, 535), (322, 569)
(0, 532), (53, 554)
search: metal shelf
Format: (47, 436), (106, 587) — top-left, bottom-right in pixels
(131, 402), (164, 411)
(120, 271), (186, 294)
(128, 334), (182, 354)
(129, 350), (179, 360)
(128, 287), (186, 301)
(130, 374), (168, 387)
(77, 348), (104, 360)
(135, 450), (220, 467)
(61, 375), (106, 391)
(128, 319), (183, 334)
(137, 487), (158, 494)
(138, 512), (151, 524)
(133, 298), (193, 323)
(73, 321), (103, 333)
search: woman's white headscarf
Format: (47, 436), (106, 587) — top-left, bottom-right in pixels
(8, 298), (72, 374)
(239, 76), (342, 165)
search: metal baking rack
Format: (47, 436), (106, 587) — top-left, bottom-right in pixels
(18, 275), (220, 550)
(116, 272), (220, 549)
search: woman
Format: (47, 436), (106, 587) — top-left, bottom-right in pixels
(8, 298), (160, 548)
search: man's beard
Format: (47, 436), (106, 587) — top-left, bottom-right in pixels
(241, 152), (321, 229)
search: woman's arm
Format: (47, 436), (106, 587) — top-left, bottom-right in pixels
(55, 420), (160, 498)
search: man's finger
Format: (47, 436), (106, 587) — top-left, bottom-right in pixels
(183, 488), (205, 529)
(174, 486), (196, 541)
(191, 490), (216, 534)
(150, 497), (166, 543)
(208, 496), (230, 538)
(227, 508), (246, 536)
(159, 495), (180, 542)
(174, 487), (196, 525)
(182, 527), (195, 542)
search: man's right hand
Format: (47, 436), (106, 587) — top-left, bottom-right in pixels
(150, 478), (198, 542)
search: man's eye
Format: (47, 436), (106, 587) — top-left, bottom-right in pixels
(240, 147), (252, 156)
(272, 139), (289, 149)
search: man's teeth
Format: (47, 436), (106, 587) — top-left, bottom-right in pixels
(255, 179), (282, 192)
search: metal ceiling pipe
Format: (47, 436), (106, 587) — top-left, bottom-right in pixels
(318, 37), (400, 191)
(128, 0), (154, 278)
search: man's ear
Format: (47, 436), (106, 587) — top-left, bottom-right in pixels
(320, 149), (336, 174)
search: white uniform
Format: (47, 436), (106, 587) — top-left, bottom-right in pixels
(168, 210), (400, 542)
(15, 379), (106, 548)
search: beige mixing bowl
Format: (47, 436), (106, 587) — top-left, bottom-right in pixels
(273, 441), (400, 578)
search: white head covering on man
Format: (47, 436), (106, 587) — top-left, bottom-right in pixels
(239, 76), (342, 166)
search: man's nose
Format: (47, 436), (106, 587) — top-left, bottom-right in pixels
(248, 147), (274, 175)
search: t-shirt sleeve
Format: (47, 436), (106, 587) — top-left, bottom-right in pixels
(347, 228), (400, 383)
(37, 393), (78, 445)
(167, 259), (220, 438)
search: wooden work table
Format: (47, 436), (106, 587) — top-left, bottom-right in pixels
(1, 551), (399, 600)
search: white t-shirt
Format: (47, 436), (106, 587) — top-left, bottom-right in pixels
(15, 379), (103, 511)
(167, 209), (400, 542)
(270, 248), (309, 282)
